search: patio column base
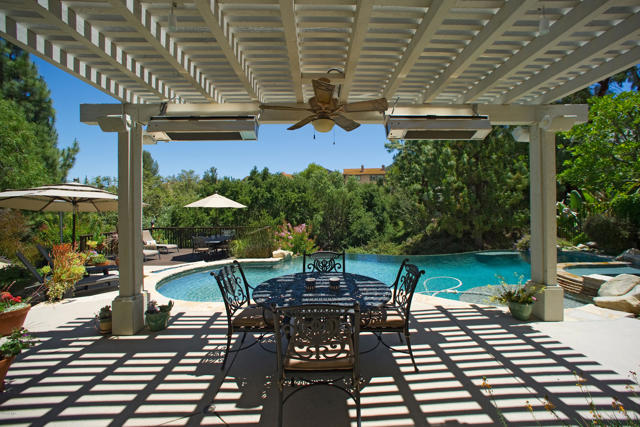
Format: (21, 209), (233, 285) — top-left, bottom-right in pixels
(112, 291), (148, 335)
(528, 281), (563, 321)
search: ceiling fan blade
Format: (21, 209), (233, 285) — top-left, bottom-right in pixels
(332, 114), (360, 132)
(259, 103), (310, 111)
(287, 114), (318, 130)
(342, 98), (389, 113)
(312, 78), (335, 105)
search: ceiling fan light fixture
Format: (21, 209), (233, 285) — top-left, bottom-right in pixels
(312, 118), (335, 133)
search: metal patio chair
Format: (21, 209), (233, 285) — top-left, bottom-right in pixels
(211, 260), (273, 369)
(360, 258), (425, 372)
(273, 302), (361, 427)
(302, 250), (345, 273)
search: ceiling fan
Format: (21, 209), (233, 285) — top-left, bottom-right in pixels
(259, 77), (388, 132)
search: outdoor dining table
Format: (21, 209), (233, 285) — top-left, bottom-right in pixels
(252, 272), (392, 312)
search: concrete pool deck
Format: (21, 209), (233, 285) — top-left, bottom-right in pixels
(2, 262), (639, 425)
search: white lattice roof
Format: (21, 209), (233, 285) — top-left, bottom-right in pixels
(1, 0), (639, 107)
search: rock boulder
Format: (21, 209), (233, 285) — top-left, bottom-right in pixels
(594, 284), (640, 314)
(597, 274), (640, 297)
(272, 249), (292, 260)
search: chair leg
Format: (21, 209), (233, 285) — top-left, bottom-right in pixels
(397, 332), (404, 343)
(221, 331), (232, 369)
(405, 333), (418, 372)
(277, 382), (283, 427)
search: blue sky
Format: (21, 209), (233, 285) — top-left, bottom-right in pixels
(33, 57), (395, 181)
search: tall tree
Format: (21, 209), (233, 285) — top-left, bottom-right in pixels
(386, 128), (530, 252)
(0, 39), (78, 185)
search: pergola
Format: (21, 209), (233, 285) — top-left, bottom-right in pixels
(2, 0), (639, 334)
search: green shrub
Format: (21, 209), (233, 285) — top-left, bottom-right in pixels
(231, 227), (275, 258)
(583, 214), (632, 254)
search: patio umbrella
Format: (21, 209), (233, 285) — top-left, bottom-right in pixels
(184, 193), (247, 209)
(0, 182), (118, 245)
(184, 193), (246, 228)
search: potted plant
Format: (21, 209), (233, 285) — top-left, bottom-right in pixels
(40, 244), (87, 301)
(0, 328), (35, 391)
(96, 305), (112, 334)
(491, 281), (539, 321)
(145, 300), (173, 332)
(0, 283), (32, 336)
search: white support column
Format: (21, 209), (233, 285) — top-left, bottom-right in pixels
(528, 124), (563, 321)
(112, 118), (147, 335)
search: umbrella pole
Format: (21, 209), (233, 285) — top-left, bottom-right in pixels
(59, 212), (64, 244)
(72, 210), (76, 248)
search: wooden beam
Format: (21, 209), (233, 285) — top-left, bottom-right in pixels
(1, 14), (138, 103)
(279, 0), (303, 103)
(462, 0), (615, 103)
(382, 0), (449, 100)
(340, 0), (374, 102)
(502, 13), (640, 104)
(108, 0), (220, 102)
(422, 0), (534, 103)
(28, 0), (169, 100)
(194, 0), (259, 101)
(530, 46), (640, 104)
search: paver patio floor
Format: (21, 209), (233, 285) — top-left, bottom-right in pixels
(1, 292), (639, 426)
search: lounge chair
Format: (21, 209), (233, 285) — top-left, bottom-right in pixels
(36, 244), (53, 267)
(142, 229), (178, 254)
(16, 250), (119, 296)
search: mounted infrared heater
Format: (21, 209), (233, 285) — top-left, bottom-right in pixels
(385, 115), (491, 141)
(145, 116), (258, 142)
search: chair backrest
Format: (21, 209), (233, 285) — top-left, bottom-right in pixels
(36, 244), (53, 267)
(16, 250), (44, 284)
(142, 229), (156, 244)
(192, 235), (206, 248)
(211, 260), (252, 317)
(272, 303), (360, 372)
(391, 259), (425, 317)
(302, 251), (345, 273)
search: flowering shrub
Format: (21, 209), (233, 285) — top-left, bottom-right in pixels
(490, 275), (540, 304)
(0, 283), (31, 314)
(85, 250), (107, 266)
(0, 328), (35, 358)
(274, 222), (318, 255)
(97, 305), (112, 320)
(40, 244), (87, 302)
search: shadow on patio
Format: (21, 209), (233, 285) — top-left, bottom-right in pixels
(1, 304), (638, 426)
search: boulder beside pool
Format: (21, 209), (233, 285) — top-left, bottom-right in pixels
(597, 274), (640, 297)
(594, 274), (640, 314)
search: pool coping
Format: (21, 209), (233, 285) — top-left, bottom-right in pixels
(144, 256), (288, 311)
(556, 261), (631, 299)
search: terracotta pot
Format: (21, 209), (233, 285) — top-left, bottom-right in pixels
(97, 319), (112, 334)
(508, 302), (533, 321)
(0, 356), (15, 391)
(0, 305), (31, 336)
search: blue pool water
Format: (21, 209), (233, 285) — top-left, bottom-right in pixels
(565, 265), (640, 277)
(156, 250), (609, 302)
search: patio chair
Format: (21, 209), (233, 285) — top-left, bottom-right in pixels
(192, 235), (210, 259)
(16, 250), (119, 296)
(210, 260), (273, 369)
(302, 250), (345, 273)
(143, 229), (178, 254)
(36, 244), (53, 267)
(360, 259), (424, 372)
(273, 303), (361, 427)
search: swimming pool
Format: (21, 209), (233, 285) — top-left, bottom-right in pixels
(156, 250), (609, 302)
(565, 264), (640, 277)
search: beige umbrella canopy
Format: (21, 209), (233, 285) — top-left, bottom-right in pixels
(0, 182), (118, 245)
(184, 193), (246, 209)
